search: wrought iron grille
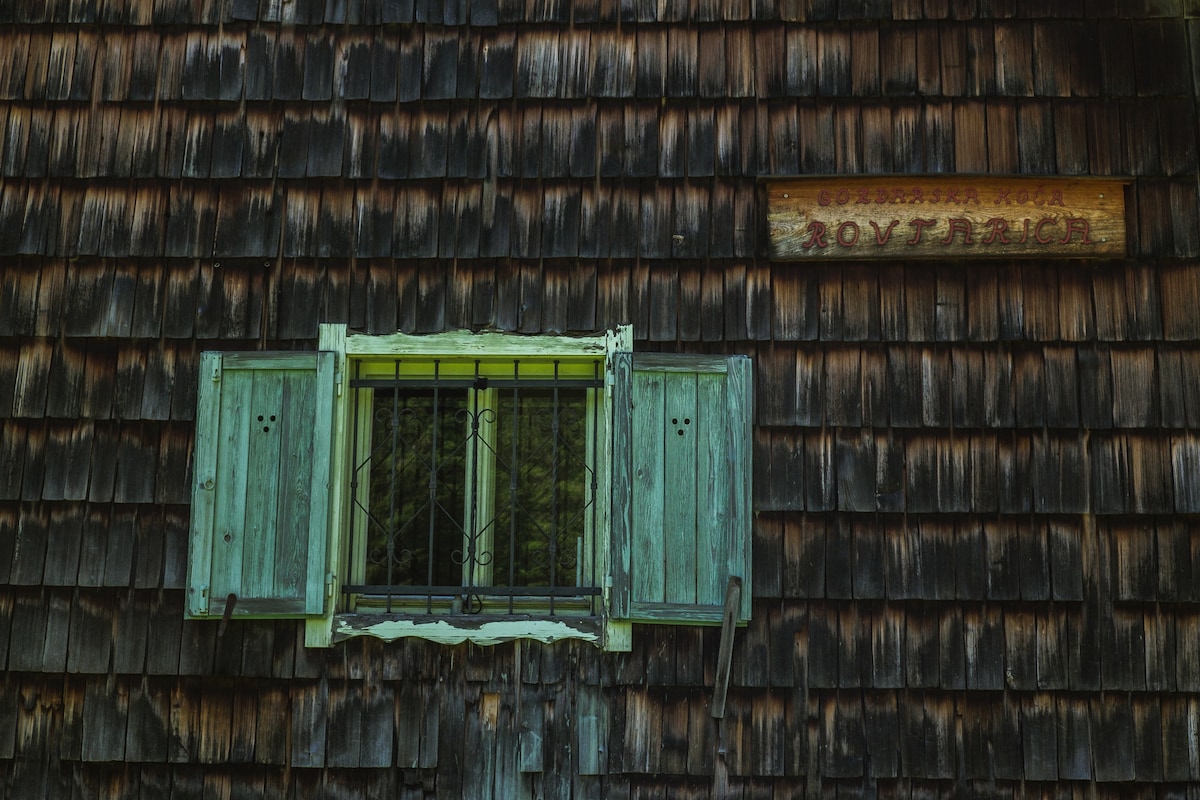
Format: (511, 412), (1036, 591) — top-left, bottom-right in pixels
(343, 358), (604, 615)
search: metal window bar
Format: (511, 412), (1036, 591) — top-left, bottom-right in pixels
(344, 358), (604, 615)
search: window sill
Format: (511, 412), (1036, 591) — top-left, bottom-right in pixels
(331, 612), (604, 646)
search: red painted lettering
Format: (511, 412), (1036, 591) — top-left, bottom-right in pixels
(1060, 217), (1093, 245)
(1017, 219), (1031, 244)
(818, 190), (832, 206)
(1048, 190), (1065, 207)
(930, 188), (941, 203)
(910, 188), (925, 203)
(802, 221), (828, 249)
(836, 188), (851, 205)
(995, 190), (1011, 205)
(1034, 217), (1058, 244)
(946, 188), (961, 204)
(856, 189), (871, 204)
(965, 188), (980, 204)
(982, 218), (1011, 244)
(941, 217), (974, 245)
(892, 188), (906, 203)
(836, 221), (860, 247)
(877, 188), (889, 204)
(907, 218), (937, 245)
(870, 220), (900, 245)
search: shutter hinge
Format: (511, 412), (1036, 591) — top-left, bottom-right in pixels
(192, 583), (209, 614)
(325, 572), (336, 600)
(211, 360), (221, 382)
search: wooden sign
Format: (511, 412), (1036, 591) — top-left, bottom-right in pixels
(767, 176), (1127, 260)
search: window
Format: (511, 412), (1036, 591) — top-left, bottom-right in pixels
(343, 352), (605, 617)
(186, 325), (752, 649)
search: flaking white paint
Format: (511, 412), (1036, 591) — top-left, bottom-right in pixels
(333, 616), (601, 645)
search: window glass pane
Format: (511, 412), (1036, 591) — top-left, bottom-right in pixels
(490, 388), (591, 589)
(364, 388), (468, 588)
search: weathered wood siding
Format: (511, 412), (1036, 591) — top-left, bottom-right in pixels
(2, 0), (1200, 796)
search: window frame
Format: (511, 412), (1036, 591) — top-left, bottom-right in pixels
(311, 323), (632, 649)
(343, 346), (608, 614)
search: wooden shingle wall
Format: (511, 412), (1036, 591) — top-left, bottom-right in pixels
(1, 0), (1199, 796)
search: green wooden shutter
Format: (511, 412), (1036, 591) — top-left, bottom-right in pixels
(610, 353), (752, 624)
(188, 351), (335, 618)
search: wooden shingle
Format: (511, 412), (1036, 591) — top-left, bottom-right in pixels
(949, 100), (987, 172)
(0, 30), (29, 99)
(1167, 179), (1200, 258)
(1160, 694), (1198, 782)
(816, 27), (852, 96)
(79, 677), (128, 761)
(785, 26), (818, 96)
(757, 429), (803, 511)
(884, 345), (923, 427)
(10, 337), (53, 418)
(41, 421), (90, 505)
(1109, 347), (1157, 427)
(1016, 99), (1055, 173)
(422, 27), (459, 100)
(1133, 19), (1190, 96)
(779, 514), (821, 598)
(1031, 21), (1072, 97)
(36, 590), (70, 673)
(803, 603), (837, 688)
(993, 21), (1032, 95)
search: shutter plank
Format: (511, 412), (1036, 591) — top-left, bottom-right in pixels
(274, 369), (313, 598)
(188, 351), (332, 618)
(663, 372), (698, 605)
(725, 355), (752, 622)
(609, 352), (633, 619)
(211, 362), (254, 608)
(188, 352), (220, 615)
(616, 353), (753, 625)
(242, 369), (285, 602)
(303, 352), (333, 614)
(696, 371), (727, 606)
(631, 367), (666, 605)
